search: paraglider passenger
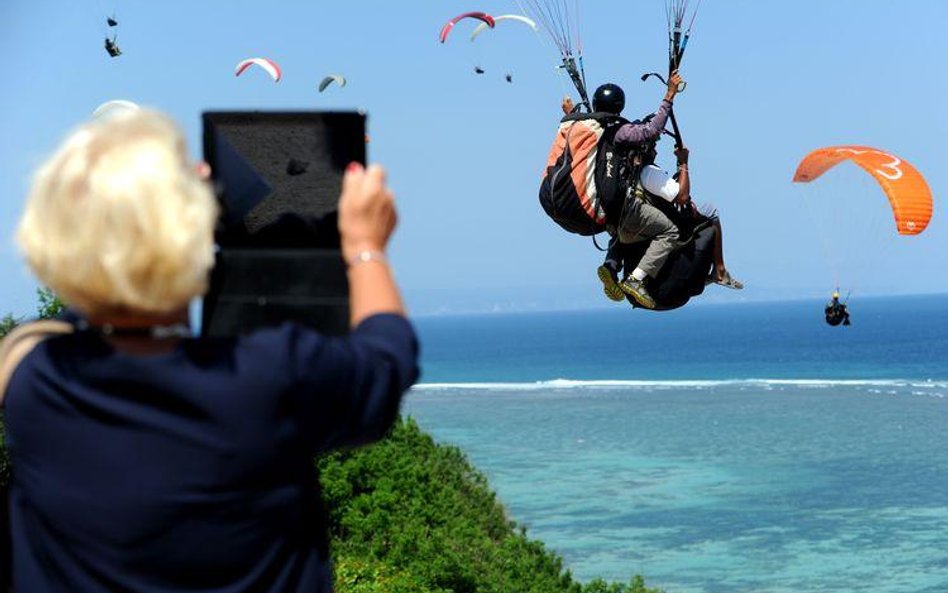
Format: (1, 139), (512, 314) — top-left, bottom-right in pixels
(825, 291), (851, 326)
(596, 141), (744, 304)
(595, 140), (688, 306)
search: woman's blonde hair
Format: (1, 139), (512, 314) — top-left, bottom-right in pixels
(17, 110), (219, 317)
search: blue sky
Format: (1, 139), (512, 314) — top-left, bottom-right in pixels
(2, 0), (947, 317)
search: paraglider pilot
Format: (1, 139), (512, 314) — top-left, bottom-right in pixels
(105, 37), (122, 58)
(824, 291), (851, 326)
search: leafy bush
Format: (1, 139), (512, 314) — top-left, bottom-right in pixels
(321, 417), (584, 593)
(0, 315), (15, 340)
(321, 417), (663, 593)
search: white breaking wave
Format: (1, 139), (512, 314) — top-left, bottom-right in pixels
(412, 378), (948, 392)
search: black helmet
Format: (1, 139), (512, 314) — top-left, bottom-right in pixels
(593, 83), (625, 114)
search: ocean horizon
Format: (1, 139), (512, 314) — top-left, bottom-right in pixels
(405, 295), (948, 593)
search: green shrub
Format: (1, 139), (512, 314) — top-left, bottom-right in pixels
(321, 417), (662, 593)
(321, 417), (580, 593)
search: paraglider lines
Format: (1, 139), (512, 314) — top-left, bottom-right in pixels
(517, 0), (589, 109)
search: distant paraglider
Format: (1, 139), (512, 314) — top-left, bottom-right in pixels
(92, 99), (140, 119)
(505, 73), (513, 83)
(318, 74), (347, 93)
(474, 66), (486, 75)
(824, 290), (851, 327)
(794, 146), (933, 325)
(104, 14), (122, 58)
(439, 12), (495, 43)
(235, 58), (282, 83)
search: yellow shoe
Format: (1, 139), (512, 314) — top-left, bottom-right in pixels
(597, 265), (624, 302)
(620, 277), (656, 309)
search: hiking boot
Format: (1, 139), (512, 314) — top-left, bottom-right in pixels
(597, 265), (624, 302)
(620, 277), (656, 309)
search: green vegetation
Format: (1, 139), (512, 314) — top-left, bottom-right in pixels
(0, 288), (64, 338)
(321, 417), (662, 593)
(1, 291), (662, 593)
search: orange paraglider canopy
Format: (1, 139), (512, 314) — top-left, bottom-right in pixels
(793, 146), (933, 236)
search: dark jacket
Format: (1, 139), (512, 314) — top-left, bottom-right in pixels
(2, 314), (418, 593)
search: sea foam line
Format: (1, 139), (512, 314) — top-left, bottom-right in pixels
(412, 378), (948, 392)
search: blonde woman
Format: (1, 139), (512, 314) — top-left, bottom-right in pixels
(0, 111), (418, 593)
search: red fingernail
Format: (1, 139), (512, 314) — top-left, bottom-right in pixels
(347, 162), (361, 173)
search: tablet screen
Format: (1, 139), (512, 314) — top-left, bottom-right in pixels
(202, 111), (366, 248)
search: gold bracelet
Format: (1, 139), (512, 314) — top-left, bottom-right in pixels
(348, 250), (388, 268)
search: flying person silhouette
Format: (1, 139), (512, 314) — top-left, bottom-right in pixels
(824, 291), (851, 327)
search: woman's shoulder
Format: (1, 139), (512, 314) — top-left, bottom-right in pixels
(1, 320), (75, 403)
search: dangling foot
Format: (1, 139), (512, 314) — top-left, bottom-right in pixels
(597, 265), (624, 302)
(713, 270), (744, 290)
(620, 277), (656, 309)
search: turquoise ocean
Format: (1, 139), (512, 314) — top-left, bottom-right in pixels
(403, 295), (948, 593)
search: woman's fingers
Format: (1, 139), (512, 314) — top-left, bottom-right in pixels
(339, 163), (397, 257)
(362, 165), (386, 201)
(342, 162), (364, 200)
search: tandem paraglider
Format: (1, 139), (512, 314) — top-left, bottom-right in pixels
(523, 0), (740, 311)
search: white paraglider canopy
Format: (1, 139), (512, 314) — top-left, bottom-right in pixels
(92, 99), (141, 119)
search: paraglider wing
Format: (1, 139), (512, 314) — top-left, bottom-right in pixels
(793, 146), (933, 236)
(234, 58), (282, 83)
(318, 74), (347, 93)
(469, 14), (538, 41)
(92, 99), (140, 118)
(439, 12), (495, 43)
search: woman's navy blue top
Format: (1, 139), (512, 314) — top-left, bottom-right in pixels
(2, 314), (419, 593)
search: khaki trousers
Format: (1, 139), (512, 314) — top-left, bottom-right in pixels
(617, 198), (681, 279)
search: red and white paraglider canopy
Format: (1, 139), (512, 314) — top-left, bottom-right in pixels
(234, 57), (282, 83)
(439, 12), (495, 43)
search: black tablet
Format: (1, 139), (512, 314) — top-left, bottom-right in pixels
(200, 111), (366, 337)
(202, 111), (366, 248)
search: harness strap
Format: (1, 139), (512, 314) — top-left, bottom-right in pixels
(0, 320), (74, 405)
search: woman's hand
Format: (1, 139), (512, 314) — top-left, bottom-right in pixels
(338, 163), (397, 262)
